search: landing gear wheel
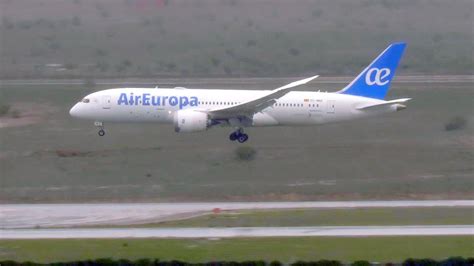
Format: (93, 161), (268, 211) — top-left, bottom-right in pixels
(237, 133), (249, 143)
(94, 121), (105, 137)
(229, 132), (238, 141)
(229, 128), (249, 143)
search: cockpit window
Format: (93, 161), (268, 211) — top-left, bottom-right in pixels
(82, 98), (90, 103)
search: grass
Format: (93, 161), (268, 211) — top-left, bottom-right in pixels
(0, 82), (473, 202)
(0, 103), (10, 116)
(1, 0), (473, 78)
(0, 237), (473, 263)
(132, 207), (474, 228)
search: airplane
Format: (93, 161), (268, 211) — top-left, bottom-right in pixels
(70, 42), (410, 143)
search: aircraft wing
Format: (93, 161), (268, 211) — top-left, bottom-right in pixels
(209, 75), (318, 118)
(356, 98), (411, 110)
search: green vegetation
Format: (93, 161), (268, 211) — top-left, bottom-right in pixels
(134, 207), (474, 228)
(445, 116), (467, 131)
(0, 103), (18, 118)
(0, 103), (10, 116)
(0, 82), (473, 202)
(0, 237), (472, 263)
(1, 0), (473, 78)
(235, 146), (257, 161)
(1, 258), (473, 266)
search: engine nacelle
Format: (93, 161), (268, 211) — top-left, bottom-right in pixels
(173, 110), (210, 133)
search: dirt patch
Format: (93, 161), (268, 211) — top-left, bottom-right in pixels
(0, 102), (55, 128)
(455, 135), (474, 148)
(55, 150), (94, 158)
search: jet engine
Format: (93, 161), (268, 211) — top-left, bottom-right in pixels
(173, 110), (210, 133)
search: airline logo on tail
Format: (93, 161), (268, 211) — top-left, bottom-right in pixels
(365, 67), (391, 86)
(338, 42), (406, 100)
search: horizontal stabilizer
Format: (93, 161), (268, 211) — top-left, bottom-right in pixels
(357, 98), (411, 110)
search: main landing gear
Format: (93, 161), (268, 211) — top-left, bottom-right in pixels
(94, 121), (105, 136)
(229, 128), (249, 143)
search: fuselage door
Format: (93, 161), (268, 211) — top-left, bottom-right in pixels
(327, 100), (335, 114)
(102, 95), (112, 109)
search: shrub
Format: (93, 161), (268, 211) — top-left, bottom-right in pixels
(247, 40), (257, 47)
(291, 261), (307, 266)
(122, 59), (132, 68)
(0, 104), (10, 116)
(0, 261), (20, 266)
(235, 146), (257, 161)
(440, 257), (468, 266)
(403, 258), (438, 266)
(48, 41), (61, 52)
(118, 258), (133, 266)
(93, 258), (116, 266)
(315, 260), (342, 266)
(238, 261), (265, 266)
(444, 116), (467, 131)
(211, 57), (221, 67)
(10, 109), (20, 118)
(289, 48), (300, 56)
(134, 258), (153, 266)
(352, 261), (371, 266)
(161, 260), (187, 266)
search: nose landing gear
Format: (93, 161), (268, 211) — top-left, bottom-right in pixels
(94, 121), (105, 136)
(229, 128), (249, 143)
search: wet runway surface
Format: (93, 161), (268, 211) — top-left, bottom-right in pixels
(1, 200), (473, 229)
(1, 225), (473, 239)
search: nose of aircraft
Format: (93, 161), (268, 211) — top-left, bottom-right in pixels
(69, 103), (80, 118)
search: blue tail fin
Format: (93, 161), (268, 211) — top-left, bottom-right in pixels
(338, 42), (406, 100)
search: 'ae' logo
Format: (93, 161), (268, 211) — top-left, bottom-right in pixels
(365, 68), (391, 86)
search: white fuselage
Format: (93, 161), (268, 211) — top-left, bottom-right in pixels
(70, 87), (397, 127)
(69, 43), (409, 141)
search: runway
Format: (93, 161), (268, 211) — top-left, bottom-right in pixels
(1, 200), (473, 229)
(1, 225), (473, 239)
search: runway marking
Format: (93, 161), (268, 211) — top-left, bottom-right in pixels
(1, 225), (473, 239)
(1, 201), (473, 229)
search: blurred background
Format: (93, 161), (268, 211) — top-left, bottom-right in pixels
(0, 0), (472, 79)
